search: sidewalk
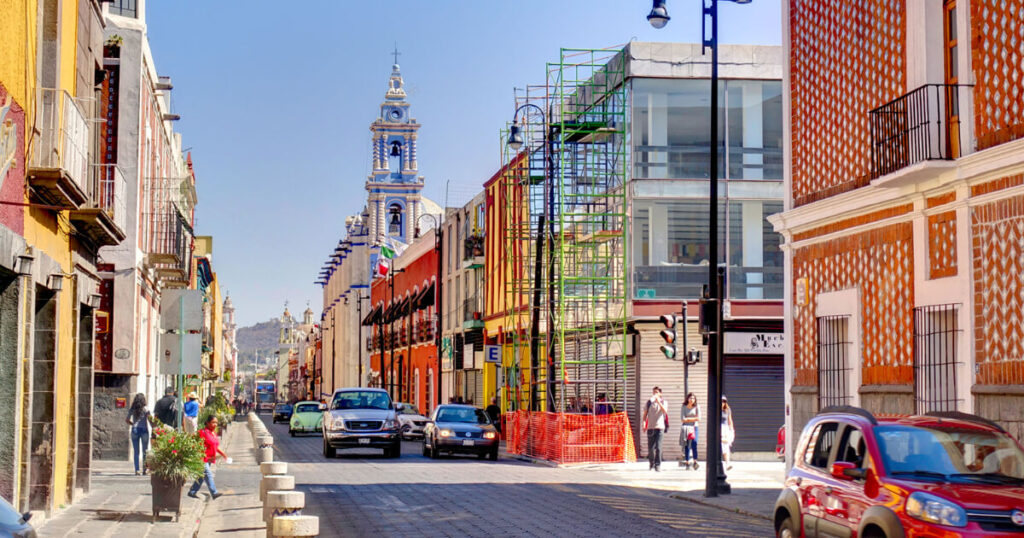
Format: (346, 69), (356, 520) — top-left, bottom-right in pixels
(37, 420), (264, 538)
(193, 420), (264, 537)
(500, 442), (783, 520)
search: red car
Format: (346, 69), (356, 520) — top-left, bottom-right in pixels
(774, 406), (1024, 537)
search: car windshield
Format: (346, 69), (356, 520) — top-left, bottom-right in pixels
(397, 404), (420, 415)
(275, 404), (291, 410)
(875, 425), (1024, 481)
(295, 404), (319, 413)
(436, 407), (490, 424)
(332, 391), (392, 410)
(258, 393), (273, 403)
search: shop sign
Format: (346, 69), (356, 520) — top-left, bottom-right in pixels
(724, 332), (784, 355)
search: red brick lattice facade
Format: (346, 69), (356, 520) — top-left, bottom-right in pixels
(792, 223), (915, 386)
(789, 1), (907, 207)
(971, 0), (1024, 151)
(927, 211), (958, 279)
(971, 193), (1024, 386)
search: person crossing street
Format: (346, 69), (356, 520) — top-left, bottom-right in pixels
(642, 387), (668, 472)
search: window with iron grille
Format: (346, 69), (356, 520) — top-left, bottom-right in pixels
(817, 315), (852, 409)
(914, 304), (960, 413)
(108, 0), (137, 18)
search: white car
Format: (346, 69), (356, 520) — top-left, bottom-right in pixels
(395, 402), (429, 439)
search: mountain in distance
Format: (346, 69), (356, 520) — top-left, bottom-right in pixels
(236, 318), (281, 370)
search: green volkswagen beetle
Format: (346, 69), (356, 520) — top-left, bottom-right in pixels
(289, 400), (325, 436)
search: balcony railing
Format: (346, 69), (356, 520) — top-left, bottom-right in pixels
(462, 296), (483, 328)
(870, 84), (969, 179)
(91, 164), (127, 232)
(28, 88), (90, 207)
(146, 209), (192, 286)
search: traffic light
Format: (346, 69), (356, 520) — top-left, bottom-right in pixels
(685, 348), (702, 365)
(659, 313), (679, 360)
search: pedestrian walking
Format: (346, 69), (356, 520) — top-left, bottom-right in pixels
(679, 392), (700, 470)
(187, 415), (229, 500)
(125, 393), (153, 475)
(485, 397), (502, 433)
(722, 396), (735, 470)
(183, 392), (200, 433)
(642, 387), (668, 471)
(153, 386), (178, 428)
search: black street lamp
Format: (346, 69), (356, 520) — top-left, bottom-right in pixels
(506, 102), (556, 413)
(647, 0), (750, 498)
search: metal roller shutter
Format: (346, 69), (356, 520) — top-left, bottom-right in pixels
(723, 356), (784, 452)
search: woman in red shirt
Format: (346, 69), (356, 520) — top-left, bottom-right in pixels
(187, 415), (228, 499)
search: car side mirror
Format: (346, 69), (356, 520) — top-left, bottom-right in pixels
(22, 511), (32, 522)
(831, 461), (865, 481)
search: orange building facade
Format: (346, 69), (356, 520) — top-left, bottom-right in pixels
(773, 0), (1024, 452)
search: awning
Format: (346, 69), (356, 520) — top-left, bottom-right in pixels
(361, 304), (382, 326)
(414, 282), (435, 310)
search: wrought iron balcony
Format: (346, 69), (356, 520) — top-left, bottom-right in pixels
(146, 209), (192, 287)
(69, 164), (127, 247)
(870, 84), (970, 181)
(27, 89), (90, 208)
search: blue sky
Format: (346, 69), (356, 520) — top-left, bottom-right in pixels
(144, 0), (782, 327)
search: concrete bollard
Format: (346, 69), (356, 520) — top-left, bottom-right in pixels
(258, 446), (274, 464)
(257, 435), (274, 449)
(272, 515), (318, 537)
(264, 490), (304, 537)
(260, 461), (288, 476)
(259, 474), (294, 502)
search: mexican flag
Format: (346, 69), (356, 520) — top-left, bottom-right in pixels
(380, 236), (408, 259)
(374, 257), (390, 279)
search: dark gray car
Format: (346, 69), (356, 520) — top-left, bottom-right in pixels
(423, 404), (499, 460)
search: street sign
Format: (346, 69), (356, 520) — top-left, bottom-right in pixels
(159, 289), (203, 331)
(484, 345), (501, 364)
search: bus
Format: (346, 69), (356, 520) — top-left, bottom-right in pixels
(255, 379), (277, 412)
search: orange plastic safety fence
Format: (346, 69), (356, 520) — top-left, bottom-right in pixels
(504, 411), (637, 464)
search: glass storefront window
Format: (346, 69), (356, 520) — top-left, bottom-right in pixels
(632, 78), (783, 181)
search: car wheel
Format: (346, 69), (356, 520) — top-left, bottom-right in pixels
(429, 439), (439, 459)
(422, 442), (430, 457)
(477, 451), (488, 460)
(391, 442), (402, 458)
(289, 429), (295, 437)
(323, 436), (336, 458)
(488, 448), (498, 461)
(776, 514), (798, 538)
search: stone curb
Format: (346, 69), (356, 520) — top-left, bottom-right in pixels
(667, 492), (772, 522)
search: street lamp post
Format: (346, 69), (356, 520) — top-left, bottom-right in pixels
(507, 102), (556, 413)
(647, 0), (749, 497)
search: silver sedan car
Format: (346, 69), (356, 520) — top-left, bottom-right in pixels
(422, 404), (499, 460)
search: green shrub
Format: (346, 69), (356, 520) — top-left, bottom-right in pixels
(147, 425), (205, 482)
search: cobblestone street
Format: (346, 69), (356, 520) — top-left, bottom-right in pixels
(265, 419), (773, 537)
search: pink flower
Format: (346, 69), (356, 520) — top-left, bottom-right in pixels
(170, 437), (176, 443)
(172, 450), (177, 454)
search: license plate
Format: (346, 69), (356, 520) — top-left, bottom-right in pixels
(462, 440), (474, 446)
(358, 438), (370, 445)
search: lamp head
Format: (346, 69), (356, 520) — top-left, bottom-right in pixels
(647, 0), (670, 29)
(506, 124), (524, 151)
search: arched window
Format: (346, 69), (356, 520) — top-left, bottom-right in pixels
(389, 141), (402, 178)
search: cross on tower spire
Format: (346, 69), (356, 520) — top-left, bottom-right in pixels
(391, 44), (401, 66)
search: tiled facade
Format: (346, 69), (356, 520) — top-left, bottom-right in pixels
(775, 0), (1024, 456)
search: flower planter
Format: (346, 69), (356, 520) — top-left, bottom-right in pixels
(150, 474), (185, 522)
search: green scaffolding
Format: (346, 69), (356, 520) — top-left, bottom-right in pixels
(500, 48), (628, 414)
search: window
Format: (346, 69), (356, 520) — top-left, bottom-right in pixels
(108, 0), (137, 18)
(632, 197), (783, 299)
(631, 78), (783, 180)
(914, 304), (960, 413)
(835, 426), (867, 469)
(803, 421), (840, 469)
(817, 315), (852, 408)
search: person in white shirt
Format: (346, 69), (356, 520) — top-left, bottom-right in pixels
(643, 387), (669, 471)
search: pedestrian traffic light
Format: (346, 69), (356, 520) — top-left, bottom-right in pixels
(659, 313), (679, 360)
(685, 348), (702, 365)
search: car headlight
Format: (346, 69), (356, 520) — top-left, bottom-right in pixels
(439, 429), (453, 438)
(331, 417), (346, 430)
(905, 491), (967, 527)
(483, 431), (497, 439)
(384, 419), (399, 430)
